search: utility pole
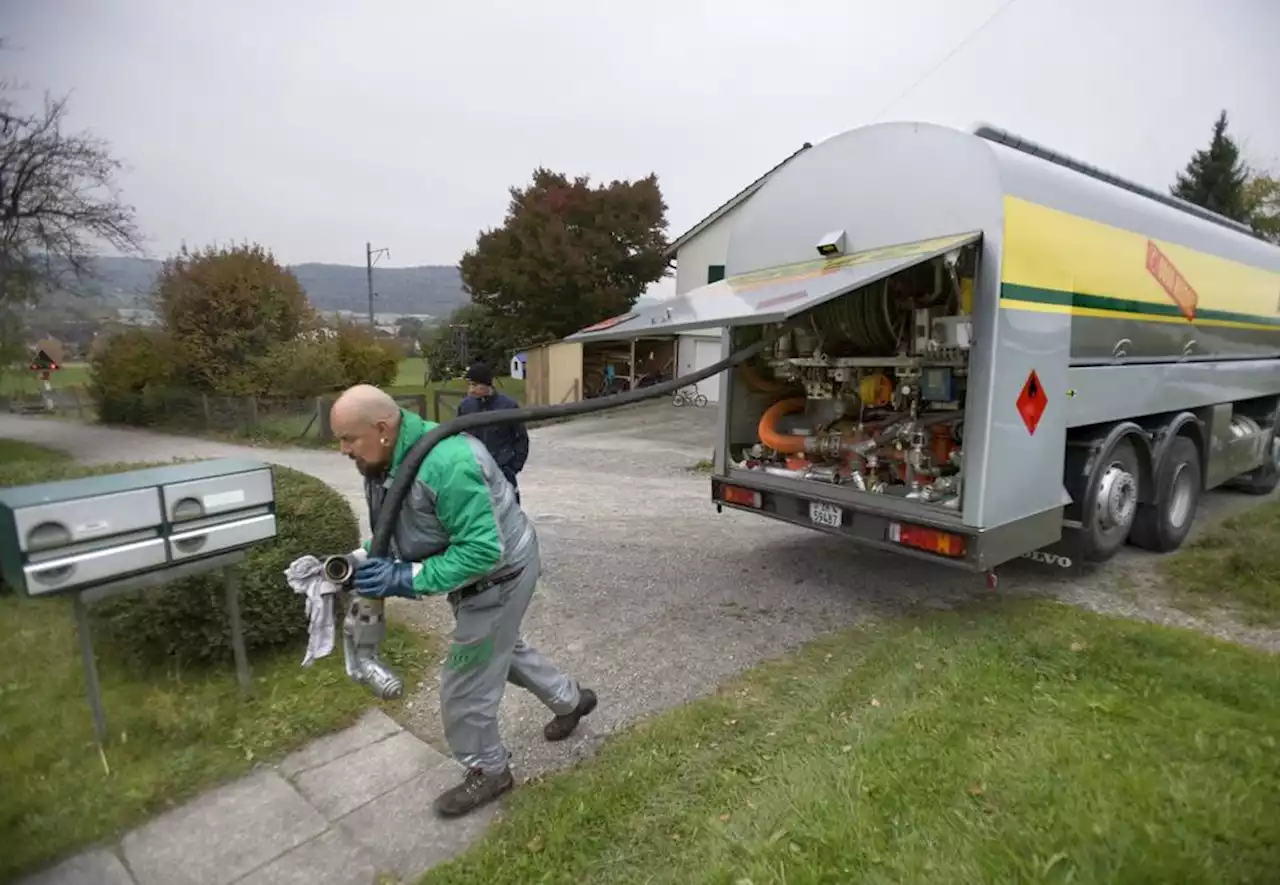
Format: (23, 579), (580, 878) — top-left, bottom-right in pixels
(365, 241), (390, 326)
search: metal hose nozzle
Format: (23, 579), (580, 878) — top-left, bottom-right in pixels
(341, 595), (404, 700)
(321, 552), (403, 700)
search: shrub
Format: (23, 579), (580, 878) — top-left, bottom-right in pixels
(0, 457), (359, 665)
(332, 320), (400, 388)
(156, 242), (315, 394)
(252, 337), (348, 399)
(87, 328), (179, 426)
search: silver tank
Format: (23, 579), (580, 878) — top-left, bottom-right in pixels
(723, 121), (1280, 365)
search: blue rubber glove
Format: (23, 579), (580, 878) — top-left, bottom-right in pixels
(352, 557), (418, 599)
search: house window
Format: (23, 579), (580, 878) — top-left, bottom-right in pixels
(707, 265), (726, 283)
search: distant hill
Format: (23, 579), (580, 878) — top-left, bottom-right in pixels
(40, 256), (669, 328)
(68, 255), (471, 319)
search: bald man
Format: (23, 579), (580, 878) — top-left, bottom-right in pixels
(329, 384), (596, 817)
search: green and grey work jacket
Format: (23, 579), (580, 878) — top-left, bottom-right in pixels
(358, 409), (535, 595)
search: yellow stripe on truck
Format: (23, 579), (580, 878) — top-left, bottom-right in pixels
(1000, 196), (1280, 321)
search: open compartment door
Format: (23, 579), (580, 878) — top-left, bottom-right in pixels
(566, 231), (983, 343)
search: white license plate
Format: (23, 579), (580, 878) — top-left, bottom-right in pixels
(809, 501), (843, 528)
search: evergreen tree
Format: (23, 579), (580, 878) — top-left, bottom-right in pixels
(1171, 110), (1251, 222)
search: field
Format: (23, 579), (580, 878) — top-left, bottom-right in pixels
(390, 357), (526, 401)
(422, 597), (1280, 885)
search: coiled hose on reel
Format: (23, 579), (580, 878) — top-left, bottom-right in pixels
(368, 335), (770, 557)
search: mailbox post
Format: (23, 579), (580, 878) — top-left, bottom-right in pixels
(0, 459), (280, 746)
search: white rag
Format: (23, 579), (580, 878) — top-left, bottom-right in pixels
(284, 554), (342, 666)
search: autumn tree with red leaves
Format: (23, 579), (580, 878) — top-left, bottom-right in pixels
(459, 168), (670, 346)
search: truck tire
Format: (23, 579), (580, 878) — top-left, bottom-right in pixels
(1128, 436), (1201, 552)
(1080, 436), (1142, 563)
(1231, 432), (1280, 496)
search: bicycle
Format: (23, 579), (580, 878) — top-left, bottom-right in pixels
(672, 386), (708, 408)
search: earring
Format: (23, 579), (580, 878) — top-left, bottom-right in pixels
(380, 438), (387, 445)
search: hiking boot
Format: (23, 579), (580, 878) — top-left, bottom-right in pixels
(544, 687), (597, 741)
(432, 766), (514, 818)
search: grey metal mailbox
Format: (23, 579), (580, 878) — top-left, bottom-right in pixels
(0, 458), (281, 747)
(0, 458), (278, 597)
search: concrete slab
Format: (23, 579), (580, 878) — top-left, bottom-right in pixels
(15, 849), (135, 885)
(292, 731), (446, 821)
(121, 770), (327, 885)
(278, 710), (403, 778)
(336, 760), (498, 879)
(232, 830), (382, 885)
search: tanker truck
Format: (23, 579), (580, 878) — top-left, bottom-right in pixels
(566, 121), (1280, 582)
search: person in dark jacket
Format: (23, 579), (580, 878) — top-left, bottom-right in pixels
(457, 362), (529, 503)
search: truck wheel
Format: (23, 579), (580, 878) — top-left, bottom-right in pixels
(1232, 433), (1280, 496)
(1129, 436), (1201, 552)
(1080, 437), (1142, 563)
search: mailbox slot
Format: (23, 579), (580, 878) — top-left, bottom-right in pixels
(162, 469), (274, 523)
(22, 538), (169, 596)
(168, 513), (278, 561)
(13, 488), (163, 553)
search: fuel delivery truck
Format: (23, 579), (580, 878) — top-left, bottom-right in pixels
(566, 121), (1280, 581)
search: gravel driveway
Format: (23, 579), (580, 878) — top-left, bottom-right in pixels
(1, 406), (1274, 782)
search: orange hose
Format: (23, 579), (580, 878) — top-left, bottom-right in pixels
(758, 397), (809, 454)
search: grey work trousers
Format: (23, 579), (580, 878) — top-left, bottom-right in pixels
(440, 549), (579, 774)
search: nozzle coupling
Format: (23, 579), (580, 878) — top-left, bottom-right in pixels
(322, 553), (357, 586)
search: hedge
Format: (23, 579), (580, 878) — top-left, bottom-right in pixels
(0, 457), (358, 666)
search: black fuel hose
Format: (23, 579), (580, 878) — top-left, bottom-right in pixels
(369, 335), (771, 557)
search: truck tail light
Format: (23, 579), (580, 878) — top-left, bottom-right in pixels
(887, 521), (966, 557)
(720, 485), (762, 508)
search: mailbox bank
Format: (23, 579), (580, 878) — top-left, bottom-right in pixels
(0, 459), (280, 746)
(0, 459), (278, 597)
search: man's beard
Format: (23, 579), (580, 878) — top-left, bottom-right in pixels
(351, 456), (387, 477)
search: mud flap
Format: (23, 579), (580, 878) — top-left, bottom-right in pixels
(1019, 526), (1089, 578)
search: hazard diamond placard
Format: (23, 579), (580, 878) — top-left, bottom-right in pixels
(1016, 369), (1047, 435)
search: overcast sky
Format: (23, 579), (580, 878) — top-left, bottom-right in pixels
(5, 0), (1278, 298)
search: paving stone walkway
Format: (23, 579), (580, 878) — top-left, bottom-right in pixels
(17, 711), (495, 885)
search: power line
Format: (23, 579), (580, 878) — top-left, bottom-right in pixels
(870, 0), (1025, 124)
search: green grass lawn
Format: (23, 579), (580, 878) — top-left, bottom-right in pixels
(388, 364), (525, 421)
(1160, 498), (1280, 625)
(421, 598), (1280, 885)
(0, 438), (77, 464)
(0, 440), (437, 881)
(394, 356), (431, 387)
(0, 361), (91, 395)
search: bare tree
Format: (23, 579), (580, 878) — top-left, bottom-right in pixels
(0, 78), (143, 306)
